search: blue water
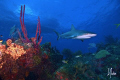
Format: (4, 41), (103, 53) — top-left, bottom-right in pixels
(0, 0), (120, 53)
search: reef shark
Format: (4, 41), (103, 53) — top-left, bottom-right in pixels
(54, 24), (97, 41)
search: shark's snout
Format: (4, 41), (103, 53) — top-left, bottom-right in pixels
(86, 33), (97, 37)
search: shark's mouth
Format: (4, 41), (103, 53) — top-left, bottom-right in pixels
(73, 33), (97, 39)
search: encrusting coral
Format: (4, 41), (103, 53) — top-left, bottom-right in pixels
(5, 39), (26, 60)
(0, 44), (6, 53)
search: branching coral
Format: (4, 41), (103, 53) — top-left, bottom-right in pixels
(20, 5), (30, 42)
(35, 16), (43, 45)
(19, 5), (42, 45)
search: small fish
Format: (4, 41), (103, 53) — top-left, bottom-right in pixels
(75, 55), (82, 58)
(88, 43), (96, 48)
(115, 24), (120, 29)
(0, 40), (3, 43)
(92, 53), (95, 55)
(62, 60), (68, 64)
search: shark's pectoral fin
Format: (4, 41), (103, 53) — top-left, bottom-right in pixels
(81, 40), (84, 42)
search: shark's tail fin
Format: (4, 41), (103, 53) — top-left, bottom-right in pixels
(53, 30), (60, 40)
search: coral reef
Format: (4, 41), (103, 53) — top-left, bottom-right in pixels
(62, 48), (73, 60)
(0, 5), (47, 80)
(1, 4), (120, 80)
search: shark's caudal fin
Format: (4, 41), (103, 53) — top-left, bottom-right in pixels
(53, 30), (60, 40)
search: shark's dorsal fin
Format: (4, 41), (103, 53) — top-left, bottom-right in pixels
(71, 24), (76, 31)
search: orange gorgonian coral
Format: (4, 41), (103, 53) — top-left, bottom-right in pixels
(5, 43), (26, 60)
